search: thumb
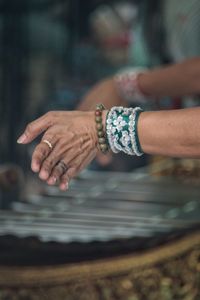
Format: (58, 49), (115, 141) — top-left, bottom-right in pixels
(17, 113), (52, 144)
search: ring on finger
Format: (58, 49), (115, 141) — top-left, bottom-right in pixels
(48, 161), (68, 185)
(42, 139), (53, 150)
(57, 160), (68, 173)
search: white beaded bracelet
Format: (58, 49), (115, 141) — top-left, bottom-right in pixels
(114, 67), (149, 103)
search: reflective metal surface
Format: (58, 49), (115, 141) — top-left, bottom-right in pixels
(0, 169), (200, 243)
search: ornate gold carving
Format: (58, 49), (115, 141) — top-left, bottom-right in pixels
(0, 231), (200, 299)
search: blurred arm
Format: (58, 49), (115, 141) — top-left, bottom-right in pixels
(78, 57), (200, 111)
(139, 57), (200, 98)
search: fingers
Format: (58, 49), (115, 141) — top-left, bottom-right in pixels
(59, 150), (96, 191)
(31, 135), (58, 173)
(38, 141), (82, 181)
(59, 168), (75, 191)
(59, 146), (96, 191)
(33, 138), (96, 191)
(17, 112), (55, 144)
(45, 148), (83, 186)
(46, 160), (68, 185)
(39, 133), (91, 183)
(44, 139), (94, 190)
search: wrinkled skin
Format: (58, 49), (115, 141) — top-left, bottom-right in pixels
(17, 110), (105, 190)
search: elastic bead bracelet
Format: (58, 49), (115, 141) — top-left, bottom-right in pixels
(95, 104), (109, 154)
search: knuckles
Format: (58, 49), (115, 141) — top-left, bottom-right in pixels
(42, 158), (56, 169)
(38, 146), (48, 157)
(31, 111), (95, 187)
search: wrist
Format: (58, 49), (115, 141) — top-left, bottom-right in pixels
(102, 110), (108, 132)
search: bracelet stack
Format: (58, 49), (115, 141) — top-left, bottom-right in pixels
(106, 106), (143, 156)
(94, 104), (144, 156)
(95, 104), (109, 154)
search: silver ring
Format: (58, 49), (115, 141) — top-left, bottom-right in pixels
(42, 139), (53, 150)
(58, 161), (68, 173)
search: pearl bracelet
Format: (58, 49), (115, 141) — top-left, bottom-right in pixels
(106, 106), (143, 156)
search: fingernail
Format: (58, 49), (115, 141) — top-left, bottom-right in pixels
(31, 161), (40, 173)
(49, 176), (57, 185)
(60, 182), (69, 191)
(39, 170), (49, 180)
(17, 134), (26, 144)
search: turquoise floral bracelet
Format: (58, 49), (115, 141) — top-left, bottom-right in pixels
(106, 106), (143, 156)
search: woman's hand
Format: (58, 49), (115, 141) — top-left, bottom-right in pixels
(17, 111), (100, 190)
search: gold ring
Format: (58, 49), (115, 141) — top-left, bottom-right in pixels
(42, 139), (53, 150)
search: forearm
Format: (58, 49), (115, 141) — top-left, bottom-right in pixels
(138, 107), (200, 157)
(139, 57), (200, 98)
(78, 78), (125, 111)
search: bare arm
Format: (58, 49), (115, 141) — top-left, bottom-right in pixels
(78, 57), (200, 111)
(139, 107), (200, 157)
(139, 57), (200, 98)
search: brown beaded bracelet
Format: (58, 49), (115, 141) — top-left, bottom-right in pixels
(95, 104), (109, 154)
